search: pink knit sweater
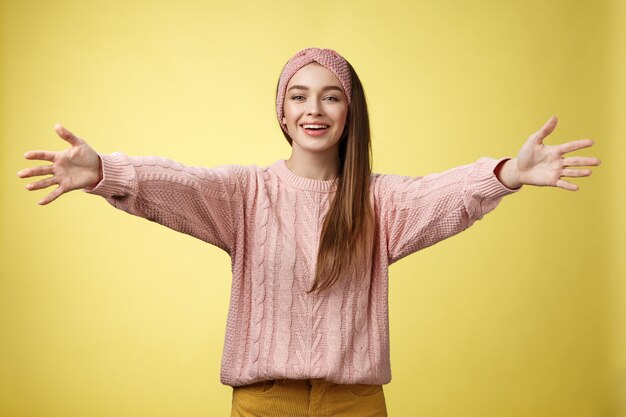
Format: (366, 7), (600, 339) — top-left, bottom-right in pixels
(83, 153), (519, 387)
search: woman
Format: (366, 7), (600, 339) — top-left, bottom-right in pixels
(17, 47), (600, 417)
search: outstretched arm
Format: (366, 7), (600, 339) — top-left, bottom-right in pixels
(494, 115), (601, 191)
(17, 124), (102, 205)
(18, 123), (247, 254)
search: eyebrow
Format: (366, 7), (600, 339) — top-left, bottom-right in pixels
(287, 85), (343, 93)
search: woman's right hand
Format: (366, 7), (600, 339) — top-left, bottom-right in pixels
(17, 124), (102, 205)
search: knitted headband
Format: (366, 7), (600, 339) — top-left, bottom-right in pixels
(276, 47), (352, 135)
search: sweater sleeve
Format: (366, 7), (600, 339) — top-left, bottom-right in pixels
(81, 152), (248, 255)
(375, 157), (521, 265)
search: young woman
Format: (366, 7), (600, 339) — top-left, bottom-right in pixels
(18, 47), (600, 417)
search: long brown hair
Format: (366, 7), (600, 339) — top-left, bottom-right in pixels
(276, 59), (375, 293)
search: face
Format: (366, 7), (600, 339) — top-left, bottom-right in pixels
(282, 63), (349, 158)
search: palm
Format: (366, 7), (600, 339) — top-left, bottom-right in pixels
(55, 141), (100, 190)
(516, 116), (600, 191)
(18, 124), (101, 205)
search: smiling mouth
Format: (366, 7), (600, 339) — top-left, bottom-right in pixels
(301, 125), (330, 136)
(301, 124), (330, 130)
(301, 124), (330, 129)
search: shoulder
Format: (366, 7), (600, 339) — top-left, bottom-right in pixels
(219, 162), (278, 193)
(370, 171), (425, 194)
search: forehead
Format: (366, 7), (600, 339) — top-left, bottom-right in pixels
(287, 62), (342, 89)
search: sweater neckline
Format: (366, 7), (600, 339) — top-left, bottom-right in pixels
(270, 160), (339, 192)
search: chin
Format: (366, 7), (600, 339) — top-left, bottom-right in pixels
(293, 140), (340, 155)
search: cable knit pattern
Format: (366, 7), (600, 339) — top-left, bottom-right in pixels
(83, 153), (520, 387)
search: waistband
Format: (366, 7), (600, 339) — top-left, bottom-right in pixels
(240, 378), (380, 388)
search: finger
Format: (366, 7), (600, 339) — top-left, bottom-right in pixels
(531, 115), (558, 144)
(563, 156), (601, 167)
(562, 168), (592, 177)
(556, 179), (579, 191)
(24, 150), (56, 162)
(39, 186), (65, 205)
(17, 164), (54, 179)
(25, 176), (57, 191)
(54, 123), (82, 146)
(558, 139), (595, 154)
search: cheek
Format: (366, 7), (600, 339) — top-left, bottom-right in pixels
(283, 105), (297, 124)
(337, 109), (348, 125)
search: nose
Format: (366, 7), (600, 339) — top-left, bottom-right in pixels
(306, 98), (323, 116)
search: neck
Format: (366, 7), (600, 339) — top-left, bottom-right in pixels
(285, 151), (340, 181)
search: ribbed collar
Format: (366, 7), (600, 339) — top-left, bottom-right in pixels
(270, 160), (339, 192)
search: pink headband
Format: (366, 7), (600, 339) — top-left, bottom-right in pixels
(276, 47), (352, 135)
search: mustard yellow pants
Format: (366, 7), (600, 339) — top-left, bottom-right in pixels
(230, 378), (388, 417)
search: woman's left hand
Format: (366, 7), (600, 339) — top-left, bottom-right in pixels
(496, 115), (601, 191)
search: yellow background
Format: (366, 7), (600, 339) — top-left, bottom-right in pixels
(1, 0), (623, 416)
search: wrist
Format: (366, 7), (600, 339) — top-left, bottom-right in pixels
(87, 156), (103, 188)
(494, 157), (522, 190)
(97, 156), (103, 182)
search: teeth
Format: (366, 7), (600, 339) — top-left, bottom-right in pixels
(303, 124), (329, 129)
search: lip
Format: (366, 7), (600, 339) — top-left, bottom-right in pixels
(300, 122), (330, 127)
(300, 125), (330, 137)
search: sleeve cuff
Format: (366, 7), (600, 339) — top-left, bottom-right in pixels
(472, 157), (522, 199)
(82, 152), (135, 198)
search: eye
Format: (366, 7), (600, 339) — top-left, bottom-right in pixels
(290, 95), (339, 102)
